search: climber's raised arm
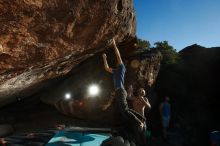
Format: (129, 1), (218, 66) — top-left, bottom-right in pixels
(102, 53), (113, 73)
(112, 39), (123, 65)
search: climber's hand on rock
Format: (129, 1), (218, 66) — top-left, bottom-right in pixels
(102, 53), (107, 59)
(112, 38), (116, 47)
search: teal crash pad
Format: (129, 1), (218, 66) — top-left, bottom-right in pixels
(46, 131), (110, 146)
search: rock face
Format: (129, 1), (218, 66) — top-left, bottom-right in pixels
(0, 0), (163, 134)
(0, 0), (136, 106)
(0, 49), (161, 132)
(40, 50), (161, 125)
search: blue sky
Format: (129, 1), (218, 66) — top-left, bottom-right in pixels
(133, 0), (220, 51)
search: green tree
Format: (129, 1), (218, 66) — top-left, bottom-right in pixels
(152, 41), (179, 65)
(137, 38), (151, 50)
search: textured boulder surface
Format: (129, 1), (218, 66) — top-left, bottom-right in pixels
(0, 0), (163, 135)
(0, 49), (161, 133)
(0, 0), (136, 106)
(40, 50), (161, 124)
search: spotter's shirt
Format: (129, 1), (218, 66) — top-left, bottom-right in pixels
(162, 102), (171, 117)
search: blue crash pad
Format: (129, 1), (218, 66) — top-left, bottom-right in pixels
(46, 131), (110, 146)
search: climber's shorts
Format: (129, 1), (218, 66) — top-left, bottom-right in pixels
(162, 116), (170, 128)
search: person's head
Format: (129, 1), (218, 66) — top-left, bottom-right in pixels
(110, 91), (115, 97)
(127, 85), (133, 92)
(165, 96), (170, 102)
(138, 88), (145, 97)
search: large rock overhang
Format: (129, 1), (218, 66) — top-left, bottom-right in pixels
(0, 0), (136, 107)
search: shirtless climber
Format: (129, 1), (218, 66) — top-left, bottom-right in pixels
(132, 88), (151, 129)
(131, 88), (151, 145)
